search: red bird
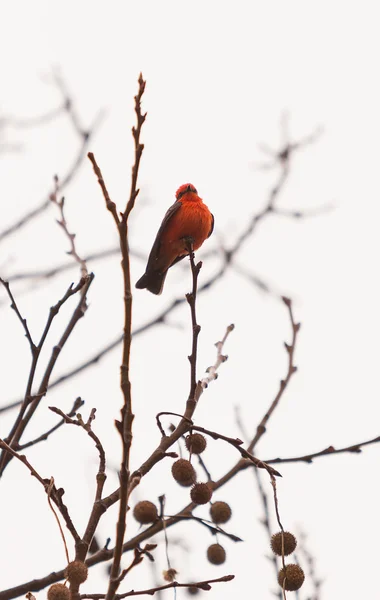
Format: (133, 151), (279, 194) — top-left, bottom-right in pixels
(136, 184), (214, 294)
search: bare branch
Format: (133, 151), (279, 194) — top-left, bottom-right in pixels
(0, 438), (80, 544)
(191, 424), (281, 478)
(0, 278), (36, 349)
(50, 175), (88, 278)
(265, 435), (380, 465)
(80, 575), (235, 599)
(17, 397), (84, 450)
(0, 274), (94, 475)
(88, 74), (147, 600)
(247, 296), (300, 454)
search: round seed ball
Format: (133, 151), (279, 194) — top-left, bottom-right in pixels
(47, 584), (70, 600)
(190, 482), (213, 505)
(207, 543), (226, 565)
(172, 458), (196, 487)
(210, 501), (232, 524)
(185, 433), (207, 454)
(271, 531), (297, 556)
(278, 564), (305, 591)
(133, 500), (158, 524)
(65, 560), (88, 584)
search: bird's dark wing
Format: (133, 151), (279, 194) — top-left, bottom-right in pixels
(208, 213), (215, 238)
(145, 200), (182, 271)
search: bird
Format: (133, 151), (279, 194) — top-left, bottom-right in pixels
(135, 183), (214, 294)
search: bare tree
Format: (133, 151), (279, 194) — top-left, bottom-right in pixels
(0, 74), (375, 600)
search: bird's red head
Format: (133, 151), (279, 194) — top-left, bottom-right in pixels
(175, 183), (198, 200)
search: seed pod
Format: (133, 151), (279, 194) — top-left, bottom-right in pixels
(271, 531), (297, 556)
(278, 564), (305, 591)
(47, 584), (70, 600)
(190, 482), (213, 505)
(133, 500), (158, 524)
(172, 459), (196, 487)
(65, 560), (88, 584)
(185, 433), (207, 454)
(207, 543), (226, 565)
(210, 501), (232, 524)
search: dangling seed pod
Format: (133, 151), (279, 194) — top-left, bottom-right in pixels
(171, 458), (196, 487)
(278, 564), (305, 591)
(210, 501), (232, 524)
(47, 584), (70, 600)
(271, 531), (297, 556)
(185, 433), (207, 454)
(190, 482), (213, 505)
(65, 560), (88, 585)
(207, 543), (226, 565)
(133, 500), (158, 524)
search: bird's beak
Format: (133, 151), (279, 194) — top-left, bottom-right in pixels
(187, 185), (192, 193)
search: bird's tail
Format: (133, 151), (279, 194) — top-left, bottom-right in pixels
(135, 270), (168, 295)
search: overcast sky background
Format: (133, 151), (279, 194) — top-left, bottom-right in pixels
(1, 2), (380, 599)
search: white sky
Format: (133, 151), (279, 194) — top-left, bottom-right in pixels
(1, 2), (380, 599)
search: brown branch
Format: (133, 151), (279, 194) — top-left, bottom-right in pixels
(88, 75), (146, 600)
(184, 238), (202, 402)
(265, 434), (380, 465)
(0, 274), (94, 475)
(80, 575), (235, 599)
(48, 405), (108, 565)
(1, 277), (88, 438)
(124, 73), (147, 219)
(0, 438), (80, 544)
(0, 278), (36, 349)
(247, 296), (299, 454)
(129, 319), (232, 492)
(191, 425), (281, 478)
(166, 513), (242, 543)
(48, 406), (106, 502)
(50, 175), (88, 278)
(17, 397), (84, 450)
(87, 154), (119, 225)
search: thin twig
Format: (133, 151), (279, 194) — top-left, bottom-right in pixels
(0, 277), (36, 349)
(18, 397), (84, 450)
(47, 478), (70, 564)
(0, 438), (80, 544)
(191, 425), (281, 478)
(88, 75), (146, 600)
(184, 238), (202, 403)
(49, 406), (106, 502)
(50, 175), (88, 278)
(265, 435), (380, 465)
(247, 296), (299, 454)
(80, 575), (235, 599)
(0, 274), (94, 475)
(166, 513), (242, 542)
